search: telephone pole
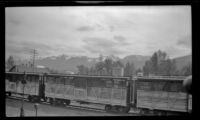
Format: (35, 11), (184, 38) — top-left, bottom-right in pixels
(30, 49), (38, 73)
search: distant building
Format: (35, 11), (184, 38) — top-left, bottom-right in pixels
(9, 65), (49, 73)
(137, 72), (143, 77)
(64, 70), (75, 74)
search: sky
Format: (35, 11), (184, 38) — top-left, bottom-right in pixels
(6, 6), (191, 60)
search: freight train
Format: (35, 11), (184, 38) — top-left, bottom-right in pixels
(5, 71), (192, 115)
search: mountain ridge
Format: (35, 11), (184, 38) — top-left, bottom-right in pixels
(15, 54), (191, 73)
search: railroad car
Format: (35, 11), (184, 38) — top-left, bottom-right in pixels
(134, 76), (191, 115)
(5, 72), (45, 102)
(44, 73), (132, 113)
(5, 71), (192, 115)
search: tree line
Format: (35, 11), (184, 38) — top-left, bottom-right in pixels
(142, 50), (192, 76)
(77, 54), (142, 76)
(6, 50), (192, 76)
(77, 50), (192, 76)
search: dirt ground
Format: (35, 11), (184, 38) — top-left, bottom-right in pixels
(6, 98), (138, 117)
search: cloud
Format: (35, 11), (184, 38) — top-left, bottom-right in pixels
(6, 39), (56, 58)
(82, 37), (128, 56)
(163, 45), (191, 58)
(113, 35), (130, 46)
(176, 35), (191, 49)
(109, 25), (115, 32)
(6, 7), (191, 59)
(76, 26), (95, 32)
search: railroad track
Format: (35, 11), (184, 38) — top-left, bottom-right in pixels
(6, 95), (138, 116)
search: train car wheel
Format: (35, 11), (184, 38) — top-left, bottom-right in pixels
(117, 106), (125, 113)
(124, 106), (130, 113)
(140, 109), (149, 115)
(28, 96), (33, 102)
(154, 110), (162, 116)
(105, 105), (112, 112)
(117, 106), (130, 113)
(36, 96), (41, 102)
(49, 98), (54, 105)
(64, 100), (71, 106)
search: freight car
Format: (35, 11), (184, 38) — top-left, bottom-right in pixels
(5, 71), (192, 115)
(5, 72), (132, 113)
(134, 76), (192, 115)
(5, 72), (45, 102)
(44, 73), (132, 113)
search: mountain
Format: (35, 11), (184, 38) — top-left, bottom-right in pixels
(36, 54), (96, 73)
(121, 55), (150, 69)
(34, 54), (150, 73)
(16, 54), (191, 74)
(173, 55), (192, 71)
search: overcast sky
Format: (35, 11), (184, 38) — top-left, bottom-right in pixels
(6, 6), (191, 60)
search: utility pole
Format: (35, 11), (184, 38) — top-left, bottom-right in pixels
(30, 49), (38, 73)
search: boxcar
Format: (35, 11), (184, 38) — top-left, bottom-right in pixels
(6, 71), (191, 115)
(44, 74), (73, 105)
(44, 74), (131, 113)
(5, 72), (44, 101)
(135, 76), (191, 115)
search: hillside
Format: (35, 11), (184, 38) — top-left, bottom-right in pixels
(173, 55), (192, 70)
(16, 54), (191, 73)
(121, 55), (150, 70)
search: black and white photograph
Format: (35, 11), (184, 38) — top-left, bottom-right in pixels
(5, 5), (192, 116)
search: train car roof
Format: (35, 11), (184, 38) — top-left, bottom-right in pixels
(137, 76), (187, 81)
(47, 73), (130, 80)
(5, 71), (43, 75)
(5, 71), (130, 80)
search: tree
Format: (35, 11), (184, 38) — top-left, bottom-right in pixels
(181, 62), (192, 76)
(6, 56), (15, 70)
(136, 68), (142, 74)
(143, 61), (152, 76)
(124, 62), (135, 77)
(143, 50), (177, 76)
(169, 59), (177, 76)
(113, 60), (124, 68)
(124, 62), (130, 77)
(95, 62), (104, 75)
(104, 58), (113, 75)
(77, 65), (89, 75)
(89, 66), (96, 75)
(151, 52), (158, 74)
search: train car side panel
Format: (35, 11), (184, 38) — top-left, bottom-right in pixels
(8, 82), (17, 93)
(24, 75), (39, 96)
(7, 74), (21, 93)
(54, 77), (65, 99)
(45, 76), (56, 98)
(87, 87), (99, 101)
(167, 92), (188, 112)
(136, 79), (188, 113)
(64, 85), (74, 99)
(111, 79), (127, 106)
(16, 81), (23, 94)
(63, 76), (74, 99)
(74, 77), (87, 100)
